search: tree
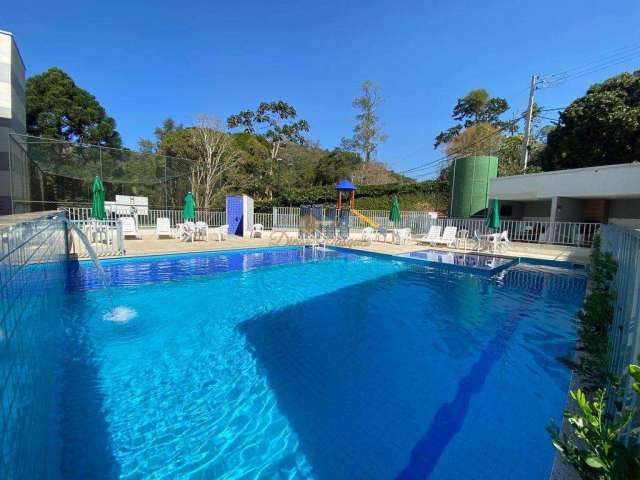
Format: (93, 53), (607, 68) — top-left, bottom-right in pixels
(312, 149), (362, 185)
(496, 135), (542, 177)
(341, 80), (389, 162)
(435, 89), (510, 149)
(152, 116), (241, 209)
(189, 114), (241, 209)
(541, 70), (640, 171)
(26, 67), (121, 147)
(445, 122), (502, 158)
(227, 101), (309, 199)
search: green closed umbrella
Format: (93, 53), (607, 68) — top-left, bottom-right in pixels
(91, 175), (105, 220)
(389, 195), (401, 223)
(183, 192), (196, 220)
(486, 198), (500, 230)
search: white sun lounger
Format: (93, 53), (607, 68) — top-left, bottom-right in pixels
(156, 218), (172, 239)
(432, 226), (458, 247)
(120, 216), (140, 239)
(417, 226), (442, 245)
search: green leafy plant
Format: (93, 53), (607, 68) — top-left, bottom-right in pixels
(549, 233), (640, 478)
(561, 233), (618, 391)
(631, 364), (640, 396)
(547, 376), (639, 479)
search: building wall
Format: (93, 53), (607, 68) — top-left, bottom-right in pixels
(522, 200), (551, 220)
(490, 163), (640, 201)
(556, 197), (584, 222)
(609, 198), (640, 228)
(0, 31), (27, 215)
(499, 200), (551, 220)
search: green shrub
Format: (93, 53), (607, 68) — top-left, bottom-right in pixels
(548, 365), (640, 479)
(549, 233), (640, 479)
(561, 233), (618, 390)
(253, 181), (449, 212)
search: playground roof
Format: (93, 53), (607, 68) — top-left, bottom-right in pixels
(335, 179), (356, 191)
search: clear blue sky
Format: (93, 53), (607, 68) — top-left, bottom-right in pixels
(4, 0), (640, 178)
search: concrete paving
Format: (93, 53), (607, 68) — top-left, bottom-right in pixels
(116, 228), (592, 264)
(119, 228), (273, 258)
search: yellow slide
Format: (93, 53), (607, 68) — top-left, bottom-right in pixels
(351, 208), (380, 228)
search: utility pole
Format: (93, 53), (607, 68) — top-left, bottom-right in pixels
(521, 74), (539, 171)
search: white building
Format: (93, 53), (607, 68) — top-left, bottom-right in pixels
(0, 30), (27, 215)
(489, 162), (640, 229)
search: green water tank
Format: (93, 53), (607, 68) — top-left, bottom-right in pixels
(449, 156), (498, 217)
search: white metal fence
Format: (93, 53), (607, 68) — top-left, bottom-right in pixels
(63, 207), (226, 228)
(254, 213), (273, 230)
(270, 207), (599, 247)
(600, 225), (640, 441)
(431, 218), (599, 248)
(0, 213), (68, 478)
(60, 205), (599, 248)
(70, 219), (125, 257)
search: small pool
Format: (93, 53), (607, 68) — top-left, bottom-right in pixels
(54, 246), (584, 479)
(399, 249), (516, 275)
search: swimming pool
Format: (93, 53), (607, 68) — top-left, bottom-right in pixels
(57, 246), (585, 479)
(398, 249), (517, 275)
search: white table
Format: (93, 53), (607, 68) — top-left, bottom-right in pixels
(478, 233), (501, 253)
(375, 228), (393, 243)
(390, 228), (410, 245)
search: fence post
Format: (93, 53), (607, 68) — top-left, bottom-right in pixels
(116, 220), (125, 254)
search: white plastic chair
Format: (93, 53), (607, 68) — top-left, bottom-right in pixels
(251, 223), (264, 238)
(457, 229), (469, 251)
(87, 220), (110, 244)
(417, 226), (442, 245)
(497, 230), (511, 252)
(156, 218), (172, 239)
(433, 226), (458, 247)
(211, 224), (228, 242)
(361, 227), (374, 244)
(393, 228), (411, 245)
(474, 230), (486, 251)
(179, 221), (196, 242)
(120, 217), (140, 239)
(195, 221), (209, 241)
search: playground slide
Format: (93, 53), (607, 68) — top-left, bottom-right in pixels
(351, 208), (380, 228)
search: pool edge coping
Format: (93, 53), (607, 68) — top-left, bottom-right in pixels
(328, 246), (586, 274)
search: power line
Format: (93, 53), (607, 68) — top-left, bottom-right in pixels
(396, 44), (639, 180)
(389, 82), (537, 170)
(399, 110), (528, 177)
(540, 45), (640, 87)
(541, 43), (640, 78)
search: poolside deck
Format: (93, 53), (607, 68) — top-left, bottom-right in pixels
(118, 228), (273, 257)
(347, 240), (591, 264)
(115, 228), (592, 264)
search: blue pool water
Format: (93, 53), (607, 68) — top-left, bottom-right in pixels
(57, 247), (585, 479)
(399, 249), (516, 275)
